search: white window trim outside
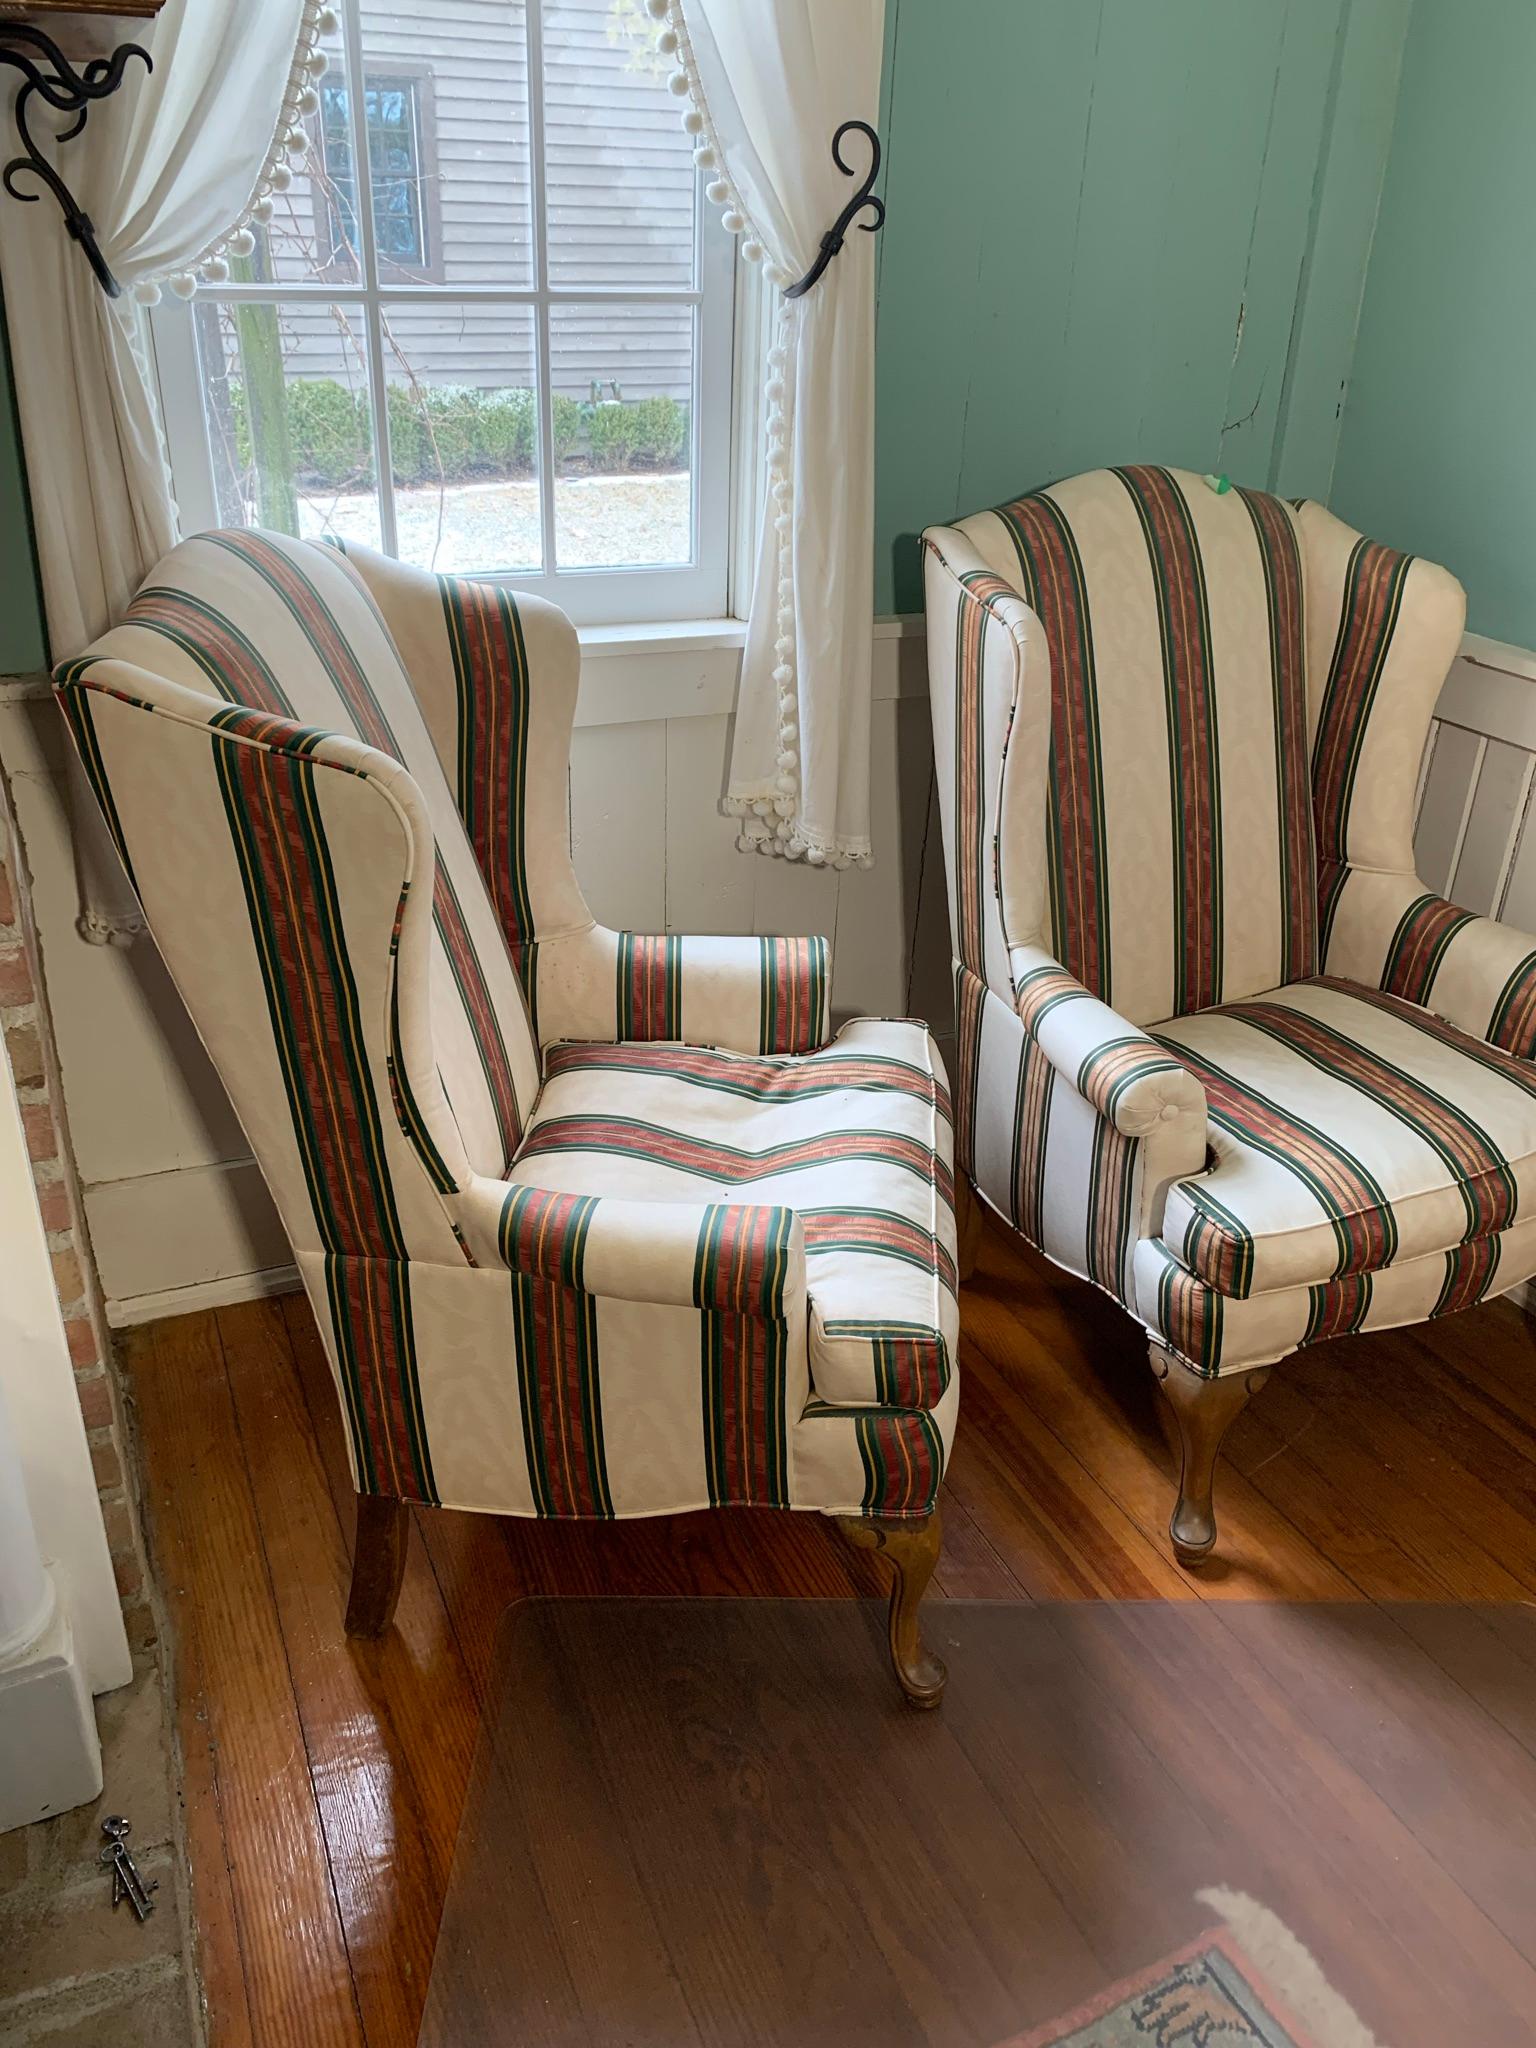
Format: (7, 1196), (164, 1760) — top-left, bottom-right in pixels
(149, 0), (740, 630)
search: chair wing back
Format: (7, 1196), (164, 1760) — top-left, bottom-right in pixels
(952, 465), (1319, 1026)
(56, 529), (543, 1199)
(331, 542), (594, 992)
(54, 663), (475, 1308)
(1295, 500), (1467, 955)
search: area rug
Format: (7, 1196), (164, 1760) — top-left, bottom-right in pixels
(1005, 1890), (1383, 2048)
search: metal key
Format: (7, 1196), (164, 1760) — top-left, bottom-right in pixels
(100, 1814), (158, 1922)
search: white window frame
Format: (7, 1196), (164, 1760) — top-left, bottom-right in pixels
(149, 0), (738, 628)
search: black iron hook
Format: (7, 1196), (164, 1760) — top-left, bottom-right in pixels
(0, 25), (153, 297)
(783, 118), (885, 301)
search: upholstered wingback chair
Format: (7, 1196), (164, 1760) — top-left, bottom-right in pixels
(56, 529), (958, 1704)
(926, 464), (1536, 1563)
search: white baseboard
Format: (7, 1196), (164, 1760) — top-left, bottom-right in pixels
(0, 1595), (101, 1833)
(106, 1263), (301, 1329)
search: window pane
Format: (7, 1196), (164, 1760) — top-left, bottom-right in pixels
(358, 2), (532, 287)
(381, 301), (542, 574)
(544, 0), (696, 289)
(191, 299), (381, 550)
(550, 302), (693, 569)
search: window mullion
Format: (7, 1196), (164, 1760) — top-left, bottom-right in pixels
(525, 0), (558, 581)
(339, 0), (399, 557)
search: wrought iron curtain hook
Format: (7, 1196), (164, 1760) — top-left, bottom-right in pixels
(0, 25), (153, 297)
(783, 119), (885, 301)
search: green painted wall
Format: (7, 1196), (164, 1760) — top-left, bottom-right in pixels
(874, 0), (1411, 613)
(1331, 2), (1536, 650)
(0, 290), (47, 675)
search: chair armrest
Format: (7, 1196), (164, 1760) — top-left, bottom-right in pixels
(529, 927), (831, 1056)
(455, 1177), (808, 1314)
(1324, 867), (1536, 1054)
(1010, 944), (1207, 1152)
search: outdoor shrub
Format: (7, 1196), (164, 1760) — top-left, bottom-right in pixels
(385, 382), (430, 484)
(588, 399), (640, 472)
(263, 377), (685, 491)
(475, 387), (536, 474)
(287, 378), (370, 489)
(551, 393), (585, 466)
(630, 395), (687, 469)
(419, 384), (482, 481)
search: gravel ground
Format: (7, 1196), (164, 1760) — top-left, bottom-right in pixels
(299, 471), (691, 572)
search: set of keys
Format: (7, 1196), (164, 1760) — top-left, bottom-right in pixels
(100, 1814), (157, 1922)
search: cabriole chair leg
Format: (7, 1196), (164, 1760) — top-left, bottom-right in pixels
(955, 1173), (984, 1284)
(345, 1494), (410, 1637)
(1151, 1346), (1271, 1567)
(838, 1508), (947, 1708)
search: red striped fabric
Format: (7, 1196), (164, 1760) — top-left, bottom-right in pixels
(1435, 1236), (1500, 1318)
(518, 1115), (942, 1188)
(1239, 486), (1317, 981)
(438, 575), (534, 965)
(991, 499), (1108, 998)
(1115, 466), (1222, 1014)
(543, 1038), (947, 1114)
(1382, 893), (1473, 1007)
(1312, 537), (1412, 868)
(802, 1211), (957, 1296)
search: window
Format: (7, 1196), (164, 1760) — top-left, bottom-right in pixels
(152, 0), (736, 625)
(318, 74), (430, 275)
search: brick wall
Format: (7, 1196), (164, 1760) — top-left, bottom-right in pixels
(0, 766), (148, 1644)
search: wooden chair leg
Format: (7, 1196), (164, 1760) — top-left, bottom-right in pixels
(345, 1494), (410, 1637)
(955, 1172), (984, 1284)
(1150, 1345), (1271, 1567)
(838, 1509), (947, 1708)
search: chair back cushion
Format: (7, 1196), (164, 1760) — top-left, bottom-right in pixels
(956, 465), (1318, 1025)
(64, 529), (542, 1188)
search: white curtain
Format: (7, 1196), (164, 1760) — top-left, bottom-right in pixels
(0, 0), (318, 939)
(662, 0), (884, 869)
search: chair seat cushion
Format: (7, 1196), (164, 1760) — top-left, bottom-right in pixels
(1153, 975), (1536, 1299)
(508, 1019), (958, 1409)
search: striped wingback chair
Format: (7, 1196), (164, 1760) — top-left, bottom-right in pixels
(925, 464), (1536, 1563)
(56, 529), (958, 1704)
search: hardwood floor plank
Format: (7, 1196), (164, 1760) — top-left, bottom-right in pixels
(131, 1312), (365, 2048)
(963, 1241), (1356, 1600)
(136, 1224), (1536, 2047)
(218, 1297), (479, 2048)
(1258, 1368), (1535, 1600)
(119, 1325), (255, 2048)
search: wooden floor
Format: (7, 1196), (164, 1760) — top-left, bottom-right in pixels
(123, 1217), (1536, 2048)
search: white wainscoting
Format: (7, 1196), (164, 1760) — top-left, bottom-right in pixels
(1412, 633), (1536, 924)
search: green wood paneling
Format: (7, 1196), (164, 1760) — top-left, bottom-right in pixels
(873, 0), (1411, 611)
(1331, 0), (1536, 649)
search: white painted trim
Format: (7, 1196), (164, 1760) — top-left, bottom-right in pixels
(573, 611), (928, 727)
(105, 1264), (302, 1329)
(1460, 631), (1536, 684)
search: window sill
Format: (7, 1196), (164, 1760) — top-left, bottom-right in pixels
(572, 614), (928, 728)
(578, 616), (749, 660)
(576, 613), (923, 659)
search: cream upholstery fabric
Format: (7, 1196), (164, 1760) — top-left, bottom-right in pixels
(927, 465), (1536, 1380)
(57, 530), (955, 1520)
(507, 1020), (957, 1410)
